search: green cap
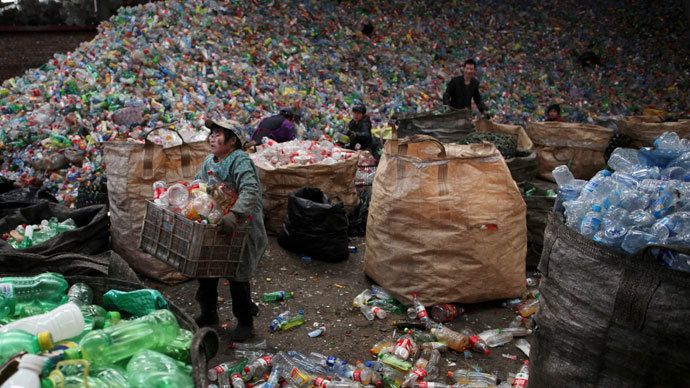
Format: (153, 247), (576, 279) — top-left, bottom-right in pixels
(64, 348), (81, 360)
(106, 311), (121, 325)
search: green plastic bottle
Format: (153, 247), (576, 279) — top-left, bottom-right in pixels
(79, 309), (179, 365)
(0, 329), (53, 364)
(160, 329), (193, 362)
(279, 313), (305, 331)
(41, 365), (130, 388)
(126, 349), (193, 388)
(261, 291), (294, 302)
(0, 273), (68, 319)
(102, 289), (169, 317)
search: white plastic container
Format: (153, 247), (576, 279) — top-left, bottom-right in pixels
(0, 354), (45, 388)
(0, 302), (85, 341)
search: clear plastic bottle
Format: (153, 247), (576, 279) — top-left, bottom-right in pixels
(401, 367), (426, 388)
(207, 358), (248, 382)
(166, 183), (189, 209)
(621, 230), (656, 254)
(0, 330), (53, 364)
(552, 165), (575, 187)
(66, 283), (93, 307)
(230, 373), (246, 388)
(352, 289), (372, 307)
(360, 305), (387, 320)
(447, 369), (497, 386)
(268, 310), (293, 333)
(393, 331), (417, 360)
(152, 181), (168, 201)
(79, 309), (180, 365)
(478, 329), (513, 348)
(409, 294), (432, 328)
(607, 148), (640, 173)
(512, 361), (529, 388)
(125, 350), (193, 388)
(460, 329), (490, 355)
(429, 326), (468, 353)
(261, 291), (294, 302)
(0, 302), (85, 342)
(243, 355), (272, 380)
(580, 170), (613, 199)
(0, 273), (68, 319)
(580, 204), (604, 238)
(0, 354), (45, 388)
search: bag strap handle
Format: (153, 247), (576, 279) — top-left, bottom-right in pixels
(397, 135), (447, 158)
(611, 244), (690, 330)
(142, 127), (193, 180)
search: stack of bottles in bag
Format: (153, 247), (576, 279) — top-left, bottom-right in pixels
(152, 172), (238, 224)
(207, 286), (535, 388)
(554, 132), (690, 271)
(250, 139), (355, 168)
(2, 218), (76, 250)
(0, 272), (195, 388)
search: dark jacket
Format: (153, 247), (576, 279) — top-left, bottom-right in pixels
(252, 114), (295, 143)
(442, 76), (487, 112)
(346, 116), (373, 150)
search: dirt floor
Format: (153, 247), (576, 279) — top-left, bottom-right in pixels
(145, 236), (536, 385)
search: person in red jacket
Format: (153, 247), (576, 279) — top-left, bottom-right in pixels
(545, 104), (565, 122)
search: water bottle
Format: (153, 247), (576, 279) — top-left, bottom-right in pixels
(166, 183), (189, 209)
(268, 310), (293, 333)
(360, 305), (386, 320)
(512, 360), (529, 388)
(0, 303), (84, 343)
(79, 309), (180, 365)
(607, 148), (640, 173)
(393, 331), (417, 360)
(207, 358), (248, 382)
(447, 369), (497, 386)
(261, 291), (294, 302)
(243, 355), (272, 380)
(125, 350), (193, 388)
(409, 293), (432, 328)
(66, 283), (93, 307)
(352, 289), (372, 307)
(579, 204), (604, 238)
(460, 330), (490, 355)
(552, 165), (575, 187)
(629, 209), (656, 228)
(621, 230), (656, 254)
(0, 354), (45, 388)
(0, 330), (53, 364)
(478, 329), (513, 347)
(429, 326), (468, 353)
(0, 273), (68, 319)
(580, 170), (612, 199)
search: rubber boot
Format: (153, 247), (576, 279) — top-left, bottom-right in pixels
(228, 281), (254, 341)
(195, 278), (219, 327)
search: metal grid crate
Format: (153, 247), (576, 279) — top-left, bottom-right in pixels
(139, 201), (248, 278)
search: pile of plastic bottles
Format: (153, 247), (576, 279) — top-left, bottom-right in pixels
(1, 0), (687, 204)
(0, 272), (194, 387)
(1, 218), (77, 250)
(554, 132), (690, 271)
(152, 175), (237, 224)
(250, 139), (355, 168)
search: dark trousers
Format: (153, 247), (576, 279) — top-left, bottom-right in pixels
(196, 278), (253, 327)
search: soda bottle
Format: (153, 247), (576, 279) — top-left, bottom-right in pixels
(52, 366), (130, 388)
(501, 327), (533, 337)
(167, 183), (189, 210)
(0, 354), (45, 388)
(360, 305), (387, 320)
(79, 309), (180, 365)
(369, 340), (394, 356)
(207, 358), (248, 382)
(517, 299), (539, 318)
(0, 303), (85, 342)
(478, 329), (513, 348)
(231, 373), (246, 388)
(0, 273), (68, 319)
(512, 361), (529, 388)
(0, 330), (53, 364)
(126, 349), (193, 388)
(377, 353), (411, 372)
(269, 310), (293, 333)
(413, 383), (450, 388)
(261, 365), (281, 388)
(161, 329), (193, 362)
(153, 181), (168, 200)
(279, 313), (305, 331)
(460, 330), (490, 355)
(243, 355), (272, 380)
(66, 283), (93, 306)
(409, 294), (432, 328)
(447, 369), (497, 386)
(416, 349), (440, 380)
(102, 289), (169, 318)
(429, 304), (461, 323)
(393, 331), (417, 360)
(401, 367), (426, 387)
(429, 326), (468, 352)
(261, 291), (294, 302)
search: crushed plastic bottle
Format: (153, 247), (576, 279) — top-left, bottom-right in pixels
(0, 273), (68, 319)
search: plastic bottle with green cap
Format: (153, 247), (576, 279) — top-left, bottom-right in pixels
(261, 291), (294, 302)
(79, 309), (179, 365)
(126, 349), (193, 388)
(160, 328), (193, 362)
(0, 273), (68, 319)
(0, 330), (53, 364)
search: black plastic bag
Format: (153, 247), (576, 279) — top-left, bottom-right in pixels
(0, 187), (58, 217)
(0, 202), (109, 256)
(348, 189), (370, 237)
(278, 188), (349, 263)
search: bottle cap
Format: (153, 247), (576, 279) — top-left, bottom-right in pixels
(37, 332), (54, 351)
(64, 348), (81, 360)
(106, 311), (121, 324)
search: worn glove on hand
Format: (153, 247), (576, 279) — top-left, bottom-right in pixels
(219, 213), (238, 234)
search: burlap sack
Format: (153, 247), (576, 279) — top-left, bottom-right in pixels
(475, 119), (534, 150)
(104, 132), (210, 283)
(618, 116), (690, 148)
(526, 122), (613, 182)
(254, 156), (359, 235)
(363, 135), (527, 305)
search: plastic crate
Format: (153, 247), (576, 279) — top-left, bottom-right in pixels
(139, 201), (248, 278)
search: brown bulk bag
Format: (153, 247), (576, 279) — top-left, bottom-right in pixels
(475, 119), (537, 184)
(475, 119), (534, 150)
(526, 122), (613, 182)
(104, 132), (210, 283)
(618, 116), (690, 148)
(363, 135), (527, 305)
(253, 155), (359, 235)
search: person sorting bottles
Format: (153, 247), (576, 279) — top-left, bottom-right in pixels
(250, 108), (298, 144)
(195, 118), (268, 341)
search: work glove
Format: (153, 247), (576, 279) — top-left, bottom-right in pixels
(219, 212), (238, 234)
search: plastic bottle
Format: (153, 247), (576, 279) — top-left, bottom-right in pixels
(0, 330), (52, 364)
(413, 383), (449, 388)
(243, 355), (272, 380)
(478, 329), (513, 347)
(447, 369), (497, 386)
(552, 165), (575, 187)
(230, 373), (246, 388)
(393, 331), (417, 360)
(429, 326), (468, 352)
(580, 170), (613, 199)
(377, 353), (412, 372)
(268, 310), (293, 333)
(153, 181), (168, 200)
(336, 363), (376, 385)
(259, 365), (281, 388)
(517, 299), (540, 318)
(66, 283), (93, 306)
(0, 303), (85, 342)
(79, 309), (180, 365)
(167, 183), (189, 209)
(409, 294), (432, 328)
(261, 291), (294, 302)
(102, 289), (169, 317)
(460, 330), (490, 355)
(369, 340), (394, 356)
(0, 273), (68, 319)
(161, 328), (193, 362)
(579, 204), (603, 238)
(352, 289), (372, 307)
(208, 358), (248, 382)
(125, 350), (193, 388)
(429, 304), (461, 323)
(401, 367), (426, 388)
(360, 305), (387, 320)
(0, 354), (45, 388)
(607, 148), (640, 173)
(512, 361), (529, 388)
(621, 230), (656, 254)
(501, 327), (533, 337)
(278, 312), (305, 331)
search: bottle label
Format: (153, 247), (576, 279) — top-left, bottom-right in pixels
(468, 335), (481, 346)
(260, 355), (272, 367)
(290, 368), (309, 386)
(514, 376), (528, 387)
(352, 369), (362, 382)
(415, 305), (428, 319)
(0, 283), (13, 299)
